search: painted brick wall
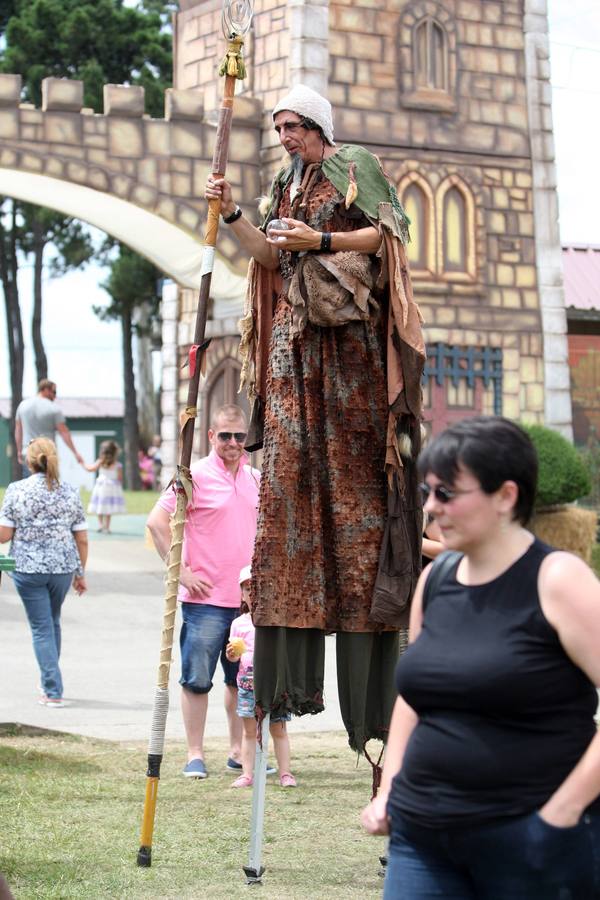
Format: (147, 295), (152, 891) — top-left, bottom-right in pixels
(174, 0), (551, 428)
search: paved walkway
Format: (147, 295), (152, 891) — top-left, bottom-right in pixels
(0, 518), (343, 743)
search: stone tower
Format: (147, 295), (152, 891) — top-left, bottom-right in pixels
(168, 0), (570, 463)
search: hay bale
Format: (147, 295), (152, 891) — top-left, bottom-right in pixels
(531, 506), (598, 563)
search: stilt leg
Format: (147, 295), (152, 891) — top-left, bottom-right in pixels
(243, 713), (270, 884)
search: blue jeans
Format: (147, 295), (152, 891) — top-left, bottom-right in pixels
(236, 686), (291, 722)
(179, 603), (239, 693)
(384, 809), (600, 899)
(13, 572), (73, 699)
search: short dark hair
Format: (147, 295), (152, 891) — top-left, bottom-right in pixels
(418, 416), (538, 525)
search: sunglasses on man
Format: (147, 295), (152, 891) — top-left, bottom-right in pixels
(216, 431), (247, 444)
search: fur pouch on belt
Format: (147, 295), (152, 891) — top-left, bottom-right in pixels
(287, 250), (378, 335)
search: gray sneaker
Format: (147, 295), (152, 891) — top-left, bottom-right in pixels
(226, 757), (276, 775)
(183, 758), (207, 779)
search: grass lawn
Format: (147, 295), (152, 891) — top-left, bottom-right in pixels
(0, 488), (159, 515)
(0, 729), (387, 900)
(78, 489), (159, 515)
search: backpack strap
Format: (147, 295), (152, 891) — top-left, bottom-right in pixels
(422, 550), (462, 611)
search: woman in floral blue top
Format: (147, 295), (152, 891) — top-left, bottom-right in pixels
(0, 437), (88, 707)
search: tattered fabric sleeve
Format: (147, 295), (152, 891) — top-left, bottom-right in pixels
(376, 207), (426, 481)
(238, 259), (281, 452)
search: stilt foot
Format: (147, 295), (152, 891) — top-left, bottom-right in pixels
(243, 865), (265, 885)
(137, 846), (152, 867)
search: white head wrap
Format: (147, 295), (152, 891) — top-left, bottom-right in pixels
(272, 84), (335, 146)
(239, 564), (252, 585)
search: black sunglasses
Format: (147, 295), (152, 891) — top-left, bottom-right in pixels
(419, 483), (481, 504)
(217, 431), (247, 443)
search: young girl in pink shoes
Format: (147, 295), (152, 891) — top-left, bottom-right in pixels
(226, 565), (297, 789)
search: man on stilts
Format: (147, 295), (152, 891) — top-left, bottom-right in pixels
(207, 84), (425, 758)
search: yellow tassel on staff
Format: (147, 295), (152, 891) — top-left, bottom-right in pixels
(219, 36), (246, 80)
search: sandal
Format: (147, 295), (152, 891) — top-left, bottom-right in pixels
(231, 774), (253, 788)
(279, 772), (297, 788)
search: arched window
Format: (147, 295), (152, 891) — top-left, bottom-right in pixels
(415, 17), (447, 92)
(399, 4), (456, 113)
(398, 171), (478, 283)
(437, 177), (476, 281)
(443, 187), (467, 272)
(404, 182), (429, 270)
(399, 173), (435, 277)
(206, 359), (249, 425)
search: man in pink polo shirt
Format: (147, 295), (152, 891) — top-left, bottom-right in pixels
(147, 404), (260, 778)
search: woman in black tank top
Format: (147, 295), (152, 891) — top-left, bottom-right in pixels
(361, 417), (600, 899)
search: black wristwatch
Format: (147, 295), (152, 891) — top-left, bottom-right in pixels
(223, 206), (242, 224)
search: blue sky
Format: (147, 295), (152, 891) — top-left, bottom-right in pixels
(1, 0), (599, 399)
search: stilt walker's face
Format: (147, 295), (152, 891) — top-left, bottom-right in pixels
(273, 110), (324, 165)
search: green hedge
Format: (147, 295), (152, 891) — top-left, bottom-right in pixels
(521, 423), (591, 507)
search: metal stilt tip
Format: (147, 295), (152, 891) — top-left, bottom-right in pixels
(243, 865), (265, 885)
(137, 846), (152, 867)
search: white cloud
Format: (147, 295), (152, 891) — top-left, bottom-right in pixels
(0, 264), (122, 398)
(548, 0), (600, 243)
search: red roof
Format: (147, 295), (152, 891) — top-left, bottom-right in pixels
(562, 245), (600, 312)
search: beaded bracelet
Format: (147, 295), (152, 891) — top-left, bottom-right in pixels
(320, 231), (332, 252)
(223, 206), (242, 224)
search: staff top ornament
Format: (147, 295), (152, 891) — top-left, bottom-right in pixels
(219, 0), (254, 79)
(222, 0), (254, 38)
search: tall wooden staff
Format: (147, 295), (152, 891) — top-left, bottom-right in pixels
(136, 0), (254, 868)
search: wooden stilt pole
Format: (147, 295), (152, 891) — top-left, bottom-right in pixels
(136, 0), (254, 867)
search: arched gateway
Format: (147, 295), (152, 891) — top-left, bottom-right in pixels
(0, 72), (262, 470)
(0, 73), (257, 288)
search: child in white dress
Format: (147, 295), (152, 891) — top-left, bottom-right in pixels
(85, 440), (126, 533)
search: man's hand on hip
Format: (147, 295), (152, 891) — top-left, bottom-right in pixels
(180, 567), (213, 599)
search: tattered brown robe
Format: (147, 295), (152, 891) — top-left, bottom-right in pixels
(239, 148), (425, 750)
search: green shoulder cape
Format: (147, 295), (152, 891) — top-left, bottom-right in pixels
(263, 144), (411, 244)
